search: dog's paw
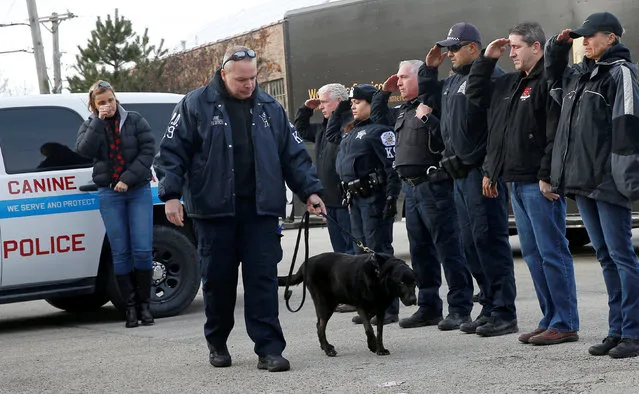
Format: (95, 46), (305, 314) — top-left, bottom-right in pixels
(322, 344), (337, 357)
(367, 339), (377, 353)
(376, 348), (390, 356)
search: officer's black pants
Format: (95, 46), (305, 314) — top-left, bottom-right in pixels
(350, 191), (399, 315)
(403, 179), (474, 317)
(454, 168), (517, 320)
(193, 199), (286, 356)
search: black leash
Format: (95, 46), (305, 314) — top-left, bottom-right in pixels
(318, 211), (374, 254)
(283, 211), (310, 312)
(283, 206), (376, 313)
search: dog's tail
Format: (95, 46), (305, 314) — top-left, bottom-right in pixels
(277, 263), (304, 287)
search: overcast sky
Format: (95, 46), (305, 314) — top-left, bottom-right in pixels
(0, 0), (275, 95)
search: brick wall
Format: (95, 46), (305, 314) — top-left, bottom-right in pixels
(159, 23), (287, 97)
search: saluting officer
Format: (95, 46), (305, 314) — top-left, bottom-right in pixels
(371, 60), (474, 331)
(325, 84), (402, 325)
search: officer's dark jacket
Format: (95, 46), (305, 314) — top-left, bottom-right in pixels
(325, 108), (400, 199)
(419, 60), (505, 167)
(76, 105), (155, 189)
(370, 90), (444, 174)
(153, 73), (323, 219)
(546, 39), (639, 208)
(466, 55), (559, 184)
(294, 105), (353, 208)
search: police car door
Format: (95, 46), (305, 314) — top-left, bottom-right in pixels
(0, 105), (104, 287)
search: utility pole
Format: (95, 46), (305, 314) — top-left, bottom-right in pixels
(40, 11), (76, 94)
(26, 0), (49, 94)
(50, 13), (62, 93)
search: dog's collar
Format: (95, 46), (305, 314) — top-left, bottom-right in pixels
(367, 253), (383, 278)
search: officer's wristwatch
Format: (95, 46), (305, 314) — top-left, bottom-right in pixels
(420, 114), (429, 124)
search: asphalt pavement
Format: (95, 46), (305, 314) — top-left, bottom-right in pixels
(1, 221), (638, 393)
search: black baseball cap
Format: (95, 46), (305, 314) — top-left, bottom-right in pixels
(569, 12), (623, 38)
(436, 22), (482, 47)
(349, 84), (376, 103)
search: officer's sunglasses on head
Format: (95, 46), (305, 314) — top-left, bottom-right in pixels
(447, 42), (473, 53)
(221, 49), (257, 68)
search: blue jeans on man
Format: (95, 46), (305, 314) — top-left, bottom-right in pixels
(511, 182), (579, 333)
(98, 184), (153, 275)
(576, 195), (639, 340)
(403, 180), (473, 321)
(326, 206), (355, 254)
(454, 168), (517, 335)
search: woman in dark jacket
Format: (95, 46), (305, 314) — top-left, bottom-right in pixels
(326, 84), (402, 325)
(546, 13), (639, 358)
(76, 80), (156, 328)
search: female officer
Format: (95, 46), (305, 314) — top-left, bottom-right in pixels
(76, 80), (156, 328)
(325, 84), (402, 324)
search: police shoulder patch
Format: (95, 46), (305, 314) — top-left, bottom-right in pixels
(380, 131), (395, 146)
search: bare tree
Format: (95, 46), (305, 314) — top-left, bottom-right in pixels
(159, 29), (281, 94)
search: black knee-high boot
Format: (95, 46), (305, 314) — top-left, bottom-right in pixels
(134, 269), (155, 326)
(116, 274), (138, 328)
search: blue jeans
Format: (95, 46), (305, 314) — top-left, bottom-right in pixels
(98, 184), (153, 275)
(511, 182), (579, 332)
(326, 206), (355, 254)
(195, 199), (286, 356)
(403, 180), (473, 317)
(576, 195), (639, 339)
(454, 168), (516, 320)
(350, 191), (398, 315)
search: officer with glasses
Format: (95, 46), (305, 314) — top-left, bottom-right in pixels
(419, 23), (519, 337)
(154, 45), (325, 372)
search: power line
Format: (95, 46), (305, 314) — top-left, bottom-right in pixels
(0, 21), (29, 27)
(0, 48), (32, 55)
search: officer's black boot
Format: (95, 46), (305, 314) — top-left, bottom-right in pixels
(134, 269), (155, 326)
(116, 274), (138, 328)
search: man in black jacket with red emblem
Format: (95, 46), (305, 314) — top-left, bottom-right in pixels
(466, 22), (579, 345)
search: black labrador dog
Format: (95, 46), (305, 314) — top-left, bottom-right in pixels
(278, 252), (417, 356)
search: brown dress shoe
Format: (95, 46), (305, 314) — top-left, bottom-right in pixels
(518, 328), (546, 344)
(529, 329), (579, 345)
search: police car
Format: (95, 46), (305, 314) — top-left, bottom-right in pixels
(0, 93), (204, 318)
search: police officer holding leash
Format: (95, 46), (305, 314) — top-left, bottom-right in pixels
(371, 60), (474, 331)
(154, 45), (326, 372)
(325, 84), (402, 325)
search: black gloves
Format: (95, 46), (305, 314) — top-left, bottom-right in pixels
(382, 196), (397, 220)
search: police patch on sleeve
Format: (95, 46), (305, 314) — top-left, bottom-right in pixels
(380, 131), (395, 146)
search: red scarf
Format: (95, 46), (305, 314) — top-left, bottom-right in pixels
(104, 114), (124, 185)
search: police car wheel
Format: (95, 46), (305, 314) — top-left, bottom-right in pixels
(149, 225), (199, 318)
(46, 293), (110, 313)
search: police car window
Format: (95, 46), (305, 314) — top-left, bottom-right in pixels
(0, 106), (92, 174)
(121, 103), (176, 149)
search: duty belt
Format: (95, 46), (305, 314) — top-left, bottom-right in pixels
(342, 172), (384, 199)
(400, 166), (449, 186)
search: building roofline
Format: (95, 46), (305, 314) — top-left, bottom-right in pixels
(167, 20), (284, 58)
(284, 0), (370, 18)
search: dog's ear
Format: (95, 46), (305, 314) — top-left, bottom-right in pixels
(373, 253), (390, 264)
